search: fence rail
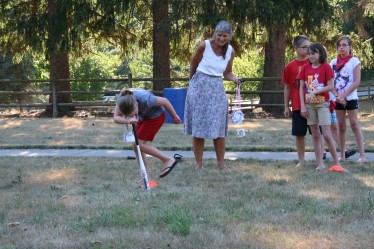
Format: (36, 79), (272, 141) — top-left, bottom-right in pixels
(0, 74), (372, 117)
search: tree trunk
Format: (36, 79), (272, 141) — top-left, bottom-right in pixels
(48, 53), (73, 114)
(260, 25), (286, 115)
(46, 0), (73, 116)
(152, 0), (170, 93)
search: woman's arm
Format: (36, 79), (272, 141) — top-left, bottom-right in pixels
(189, 42), (205, 80)
(223, 49), (241, 84)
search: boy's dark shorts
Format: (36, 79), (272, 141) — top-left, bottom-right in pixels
(335, 99), (358, 110)
(292, 110), (308, 136)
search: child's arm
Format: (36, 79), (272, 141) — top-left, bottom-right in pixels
(113, 105), (137, 124)
(338, 64), (361, 101)
(299, 79), (307, 117)
(156, 97), (182, 124)
(308, 78), (334, 96)
(283, 83), (291, 118)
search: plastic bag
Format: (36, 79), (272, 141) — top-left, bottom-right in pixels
(123, 124), (135, 143)
(231, 84), (244, 125)
(232, 110), (244, 124)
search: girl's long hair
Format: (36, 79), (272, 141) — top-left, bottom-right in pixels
(118, 88), (136, 116)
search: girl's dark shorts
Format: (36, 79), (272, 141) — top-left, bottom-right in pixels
(292, 110), (308, 136)
(335, 99), (358, 110)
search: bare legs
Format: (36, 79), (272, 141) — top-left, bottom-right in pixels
(295, 136), (305, 168)
(132, 140), (175, 177)
(320, 125), (340, 166)
(309, 125), (324, 169)
(347, 110), (367, 162)
(193, 136), (226, 169)
(309, 124), (339, 169)
(336, 109), (367, 162)
(193, 137), (204, 169)
(213, 137), (226, 168)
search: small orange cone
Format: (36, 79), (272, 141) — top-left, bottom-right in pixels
(149, 180), (159, 188)
(327, 165), (347, 173)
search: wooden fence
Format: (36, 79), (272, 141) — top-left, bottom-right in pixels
(0, 74), (373, 117)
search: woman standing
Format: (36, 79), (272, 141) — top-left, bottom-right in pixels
(330, 36), (367, 163)
(184, 21), (241, 169)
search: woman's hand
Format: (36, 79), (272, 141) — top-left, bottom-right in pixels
(233, 77), (242, 85)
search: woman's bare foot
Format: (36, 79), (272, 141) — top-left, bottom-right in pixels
(218, 162), (226, 169)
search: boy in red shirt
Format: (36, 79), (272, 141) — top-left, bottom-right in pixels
(282, 35), (311, 168)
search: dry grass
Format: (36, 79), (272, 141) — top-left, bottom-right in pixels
(0, 97), (373, 152)
(0, 156), (373, 248)
(1, 98), (373, 248)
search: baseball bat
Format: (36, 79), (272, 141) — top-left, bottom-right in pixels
(132, 123), (150, 191)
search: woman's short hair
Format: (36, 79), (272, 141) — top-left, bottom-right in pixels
(213, 21), (232, 59)
(308, 42), (328, 64)
(214, 21), (232, 37)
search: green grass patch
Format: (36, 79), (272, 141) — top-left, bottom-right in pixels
(0, 156), (373, 248)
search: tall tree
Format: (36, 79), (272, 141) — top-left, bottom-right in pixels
(152, 0), (170, 92)
(0, 0), (133, 115)
(226, 0), (333, 114)
(47, 0), (72, 113)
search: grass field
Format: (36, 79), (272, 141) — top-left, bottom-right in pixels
(1, 156), (373, 249)
(0, 98), (373, 152)
(0, 97), (373, 248)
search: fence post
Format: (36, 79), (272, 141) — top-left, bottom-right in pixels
(128, 73), (132, 88)
(52, 80), (57, 118)
(369, 83), (371, 98)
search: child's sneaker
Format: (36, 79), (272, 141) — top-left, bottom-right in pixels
(345, 150), (356, 159)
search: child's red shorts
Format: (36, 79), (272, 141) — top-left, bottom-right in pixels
(136, 113), (165, 142)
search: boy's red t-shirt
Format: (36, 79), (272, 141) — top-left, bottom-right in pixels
(298, 62), (335, 103)
(282, 59), (309, 111)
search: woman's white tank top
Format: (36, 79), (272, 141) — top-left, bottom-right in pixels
(196, 40), (233, 76)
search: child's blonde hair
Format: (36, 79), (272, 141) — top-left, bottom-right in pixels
(118, 88), (136, 116)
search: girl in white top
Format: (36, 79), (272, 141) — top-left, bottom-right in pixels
(330, 36), (367, 163)
(184, 21), (241, 169)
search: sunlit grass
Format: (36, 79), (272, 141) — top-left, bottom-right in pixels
(0, 111), (373, 152)
(0, 157), (373, 248)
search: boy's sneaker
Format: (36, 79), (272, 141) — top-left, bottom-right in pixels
(345, 150), (356, 159)
(323, 150), (327, 160)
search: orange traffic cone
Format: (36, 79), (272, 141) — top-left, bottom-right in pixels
(327, 165), (347, 173)
(149, 180), (159, 188)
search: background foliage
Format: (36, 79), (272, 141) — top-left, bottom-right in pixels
(0, 0), (373, 104)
